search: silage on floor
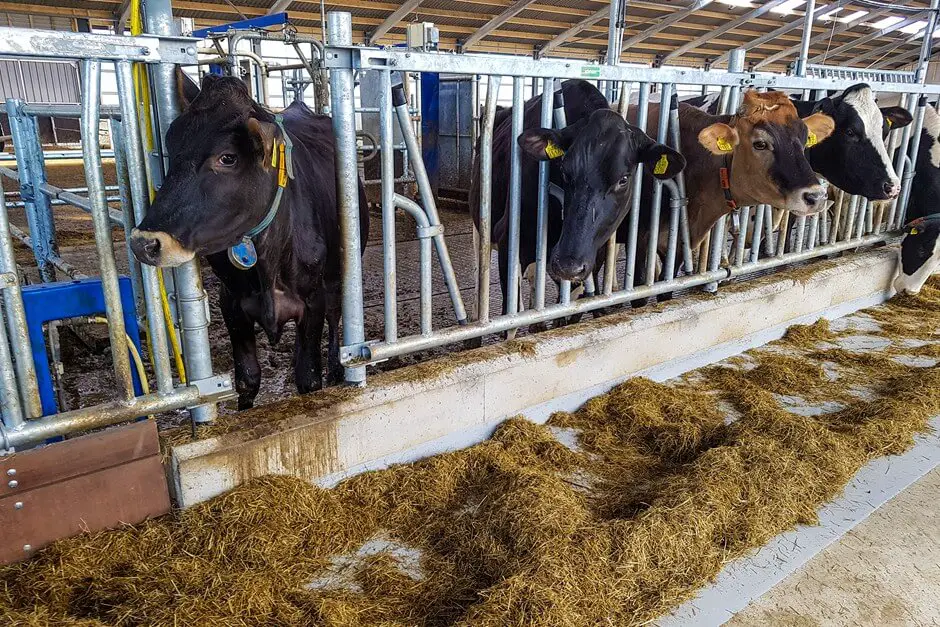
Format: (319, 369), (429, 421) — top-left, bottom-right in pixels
(1, 278), (938, 627)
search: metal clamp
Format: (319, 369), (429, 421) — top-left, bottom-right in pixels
(188, 374), (236, 405)
(416, 224), (443, 239)
(0, 272), (17, 288)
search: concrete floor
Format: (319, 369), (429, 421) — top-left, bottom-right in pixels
(729, 467), (940, 627)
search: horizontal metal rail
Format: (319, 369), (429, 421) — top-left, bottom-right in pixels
(0, 27), (198, 64)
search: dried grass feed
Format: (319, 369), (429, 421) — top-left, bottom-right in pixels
(2, 277), (938, 626)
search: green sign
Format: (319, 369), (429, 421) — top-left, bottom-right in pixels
(580, 65), (601, 79)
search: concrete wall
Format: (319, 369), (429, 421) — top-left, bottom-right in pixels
(168, 247), (902, 508)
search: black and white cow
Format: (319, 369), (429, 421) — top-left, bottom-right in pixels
(892, 214), (940, 296)
(903, 103), (940, 223)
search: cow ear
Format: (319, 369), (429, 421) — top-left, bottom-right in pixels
(638, 142), (685, 180)
(698, 122), (738, 155)
(175, 66), (200, 111)
(519, 128), (568, 161)
(881, 106), (913, 130)
(802, 112), (835, 146)
(814, 97), (835, 115)
(246, 117), (277, 166)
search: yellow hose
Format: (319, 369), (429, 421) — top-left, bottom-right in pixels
(130, 0), (187, 386)
(90, 317), (150, 395)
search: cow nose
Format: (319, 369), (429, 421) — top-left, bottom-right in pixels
(883, 180), (900, 198)
(130, 235), (161, 265)
(550, 256), (589, 281)
(802, 190), (827, 208)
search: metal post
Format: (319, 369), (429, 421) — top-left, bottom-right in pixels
(506, 77), (525, 315)
(896, 96), (927, 227)
(81, 60), (135, 402)
(109, 118), (146, 320)
(329, 12), (367, 385)
(552, 83), (572, 304)
(605, 0), (626, 102)
(625, 82), (649, 291)
(795, 0), (817, 77)
(380, 70), (398, 343)
(915, 0), (940, 84)
(889, 93), (918, 229)
(478, 75), (501, 324)
(115, 60), (174, 396)
(147, 0), (219, 419)
(535, 79), (553, 309)
(0, 175), (40, 424)
(5, 99), (57, 282)
(646, 82), (672, 287)
(394, 195), (433, 335)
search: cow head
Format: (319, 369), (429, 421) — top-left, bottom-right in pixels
(892, 214), (940, 296)
(698, 90), (834, 217)
(130, 75), (283, 267)
(808, 84), (912, 201)
(519, 109), (686, 283)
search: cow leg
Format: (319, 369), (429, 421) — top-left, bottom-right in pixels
(324, 279), (344, 386)
(219, 286), (260, 410)
(294, 299), (325, 395)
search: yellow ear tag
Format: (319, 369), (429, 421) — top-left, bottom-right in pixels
(653, 154), (669, 175)
(271, 140), (279, 168)
(910, 227), (919, 235)
(886, 118), (893, 128)
(278, 143), (288, 187)
(544, 141), (565, 159)
(805, 132), (818, 148)
(716, 137), (734, 153)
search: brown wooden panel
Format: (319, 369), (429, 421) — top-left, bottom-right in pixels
(0, 419), (159, 496)
(0, 454), (170, 564)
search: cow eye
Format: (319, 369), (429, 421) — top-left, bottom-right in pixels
(845, 128), (856, 138)
(218, 154), (238, 167)
(753, 140), (769, 151)
(617, 174), (631, 188)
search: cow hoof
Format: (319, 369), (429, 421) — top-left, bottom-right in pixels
(237, 396), (256, 411)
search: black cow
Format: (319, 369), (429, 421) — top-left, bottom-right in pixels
(893, 214), (940, 296)
(469, 79), (685, 304)
(129, 75), (368, 409)
(685, 84), (913, 201)
(904, 103), (940, 223)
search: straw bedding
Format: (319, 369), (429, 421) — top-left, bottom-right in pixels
(1, 278), (938, 627)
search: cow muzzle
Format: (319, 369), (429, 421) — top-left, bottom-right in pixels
(130, 229), (195, 267)
(549, 254), (592, 283)
(882, 179), (901, 200)
(785, 184), (830, 216)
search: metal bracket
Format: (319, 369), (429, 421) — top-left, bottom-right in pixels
(340, 340), (376, 366)
(323, 47), (358, 70)
(188, 374), (237, 405)
(0, 272), (18, 288)
(416, 224), (443, 239)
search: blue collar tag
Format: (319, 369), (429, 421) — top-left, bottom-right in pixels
(228, 237), (258, 270)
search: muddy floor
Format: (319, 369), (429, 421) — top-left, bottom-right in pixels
(1, 161), (848, 429)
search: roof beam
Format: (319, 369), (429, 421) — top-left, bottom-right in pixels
(367, 0), (425, 45)
(538, 5), (610, 57)
(461, 0), (539, 50)
(754, 6), (896, 70)
(851, 31), (924, 65)
(115, 0), (131, 33)
(809, 10), (929, 63)
(713, 0), (851, 66)
(619, 0), (713, 52)
(267, 0), (293, 15)
(872, 40), (940, 69)
(660, 0), (793, 64)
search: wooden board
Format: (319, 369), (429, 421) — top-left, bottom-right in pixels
(0, 420), (170, 564)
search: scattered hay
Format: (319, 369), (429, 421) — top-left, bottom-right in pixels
(3, 279), (939, 626)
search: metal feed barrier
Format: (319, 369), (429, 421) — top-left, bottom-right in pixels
(324, 8), (940, 385)
(0, 22), (235, 450)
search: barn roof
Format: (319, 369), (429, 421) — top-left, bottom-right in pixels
(2, 0), (936, 72)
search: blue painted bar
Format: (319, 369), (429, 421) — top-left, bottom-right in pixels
(420, 72), (440, 194)
(191, 13), (289, 39)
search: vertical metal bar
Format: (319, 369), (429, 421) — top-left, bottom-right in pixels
(115, 60), (173, 396)
(890, 93), (917, 229)
(775, 211), (790, 257)
(506, 77), (525, 315)
(535, 79), (552, 309)
(794, 215), (807, 254)
(329, 12), (366, 385)
(605, 0), (626, 103)
(749, 204), (766, 263)
(668, 95), (694, 276)
(478, 75), (501, 323)
(81, 60), (134, 402)
(147, 0), (218, 421)
(625, 82), (649, 290)
(379, 70), (398, 342)
(734, 205), (750, 266)
(807, 213), (820, 251)
(0, 289), (24, 429)
(795, 0), (817, 77)
(0, 175), (40, 423)
(4, 99), (57, 282)
(896, 95), (927, 228)
(844, 195), (860, 244)
(646, 82), (672, 287)
(552, 82), (572, 305)
(915, 0), (940, 84)
(832, 188), (845, 242)
(109, 118), (145, 320)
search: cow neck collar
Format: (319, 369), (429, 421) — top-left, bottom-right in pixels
(228, 114), (295, 270)
(719, 152), (736, 210)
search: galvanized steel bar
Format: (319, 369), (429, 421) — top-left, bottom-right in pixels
(535, 79), (553, 308)
(734, 206), (750, 266)
(749, 204), (766, 263)
(394, 194), (433, 335)
(794, 215), (807, 254)
(81, 59), (135, 402)
(478, 75), (501, 323)
(625, 82), (649, 290)
(552, 83), (572, 305)
(667, 96), (694, 276)
(109, 118), (146, 320)
(890, 93), (918, 229)
(796, 0), (817, 77)
(115, 60), (174, 396)
(896, 96), (927, 228)
(645, 83), (672, 287)
(506, 77), (525, 315)
(329, 12), (367, 385)
(380, 69), (398, 343)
